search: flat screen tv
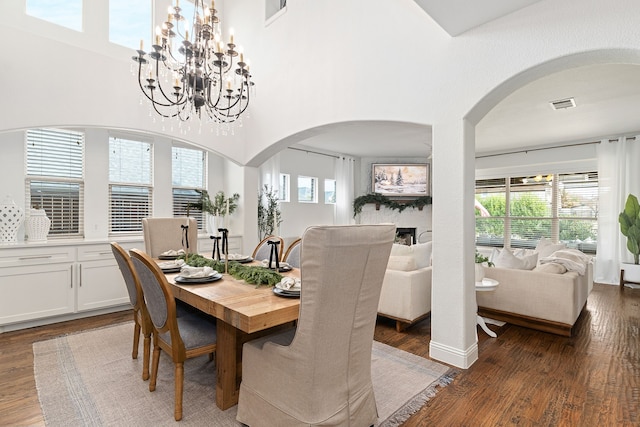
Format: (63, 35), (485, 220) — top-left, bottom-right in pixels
(372, 163), (429, 197)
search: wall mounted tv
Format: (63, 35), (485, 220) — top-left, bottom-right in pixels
(372, 163), (429, 197)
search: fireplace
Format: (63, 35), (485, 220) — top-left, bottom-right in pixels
(396, 227), (416, 245)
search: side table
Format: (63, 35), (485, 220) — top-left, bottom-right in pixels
(475, 277), (499, 337)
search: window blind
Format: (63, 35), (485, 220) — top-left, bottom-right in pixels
(109, 137), (153, 233)
(172, 146), (206, 229)
(26, 128), (84, 238)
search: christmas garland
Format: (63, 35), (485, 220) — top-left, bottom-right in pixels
(181, 254), (283, 287)
(353, 193), (432, 217)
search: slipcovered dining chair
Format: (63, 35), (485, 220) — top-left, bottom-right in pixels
(252, 235), (285, 262)
(282, 237), (302, 268)
(236, 224), (396, 426)
(142, 217), (198, 258)
(129, 248), (217, 422)
(110, 242), (153, 381)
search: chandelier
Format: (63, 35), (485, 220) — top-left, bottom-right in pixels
(132, 0), (254, 124)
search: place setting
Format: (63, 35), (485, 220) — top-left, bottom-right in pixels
(174, 265), (222, 284)
(158, 258), (185, 273)
(273, 277), (301, 298)
(222, 253), (253, 263)
(261, 259), (293, 272)
(158, 249), (185, 260)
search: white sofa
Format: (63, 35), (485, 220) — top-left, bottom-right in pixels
(377, 242), (432, 332)
(477, 241), (593, 336)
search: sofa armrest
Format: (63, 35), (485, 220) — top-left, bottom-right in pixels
(378, 266), (432, 322)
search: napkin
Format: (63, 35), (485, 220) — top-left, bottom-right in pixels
(179, 266), (217, 278)
(261, 260), (291, 269)
(276, 277), (301, 291)
(225, 253), (248, 260)
(161, 249), (186, 256)
(158, 259), (185, 269)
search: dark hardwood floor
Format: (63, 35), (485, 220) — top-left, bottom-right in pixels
(1, 283), (638, 426)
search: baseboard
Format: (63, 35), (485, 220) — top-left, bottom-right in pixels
(0, 305), (130, 334)
(429, 339), (478, 369)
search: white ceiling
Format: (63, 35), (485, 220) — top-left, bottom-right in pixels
(296, 2), (640, 159)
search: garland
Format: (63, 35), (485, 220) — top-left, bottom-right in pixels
(181, 254), (283, 287)
(353, 193), (433, 217)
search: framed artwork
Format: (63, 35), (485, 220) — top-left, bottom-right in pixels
(372, 163), (429, 197)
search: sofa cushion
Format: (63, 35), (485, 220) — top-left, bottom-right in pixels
(387, 255), (417, 271)
(389, 242), (432, 269)
(493, 248), (538, 270)
(533, 262), (567, 274)
(390, 243), (412, 257)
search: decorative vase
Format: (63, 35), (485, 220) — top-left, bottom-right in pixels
(0, 196), (25, 243)
(475, 263), (485, 283)
(208, 215), (227, 235)
(26, 209), (51, 242)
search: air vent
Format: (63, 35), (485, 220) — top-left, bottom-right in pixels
(550, 97), (576, 110)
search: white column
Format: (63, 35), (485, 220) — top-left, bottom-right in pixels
(429, 118), (479, 369)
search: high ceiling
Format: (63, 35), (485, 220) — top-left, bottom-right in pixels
(295, 2), (640, 159)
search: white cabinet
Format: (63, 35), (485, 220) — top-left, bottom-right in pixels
(76, 244), (129, 312)
(0, 247), (75, 325)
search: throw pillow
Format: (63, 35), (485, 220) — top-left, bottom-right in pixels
(533, 262), (567, 274)
(494, 248), (538, 270)
(535, 237), (567, 260)
(410, 242), (433, 269)
(390, 243), (412, 257)
(387, 255), (417, 271)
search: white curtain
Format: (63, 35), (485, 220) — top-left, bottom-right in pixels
(335, 156), (355, 225)
(595, 135), (640, 284)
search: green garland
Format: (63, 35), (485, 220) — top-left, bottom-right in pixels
(353, 193), (432, 217)
(181, 254), (283, 287)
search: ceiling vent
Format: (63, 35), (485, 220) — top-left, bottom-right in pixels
(550, 97), (576, 110)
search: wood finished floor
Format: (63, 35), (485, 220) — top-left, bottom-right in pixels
(0, 283), (638, 426)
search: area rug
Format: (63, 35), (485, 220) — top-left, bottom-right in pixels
(33, 323), (454, 426)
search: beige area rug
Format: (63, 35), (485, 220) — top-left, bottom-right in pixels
(34, 322), (454, 426)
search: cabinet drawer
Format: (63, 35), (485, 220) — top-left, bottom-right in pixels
(0, 247), (75, 268)
(77, 244), (117, 262)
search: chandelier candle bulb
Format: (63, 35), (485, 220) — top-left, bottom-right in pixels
(139, 39), (143, 51)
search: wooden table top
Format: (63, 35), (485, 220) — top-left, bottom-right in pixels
(165, 263), (300, 334)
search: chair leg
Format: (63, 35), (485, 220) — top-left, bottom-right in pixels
(174, 362), (184, 421)
(149, 345), (161, 392)
(132, 321), (141, 359)
(142, 332), (151, 381)
(208, 352), (215, 362)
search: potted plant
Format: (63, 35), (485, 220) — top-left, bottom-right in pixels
(618, 193), (640, 284)
(192, 190), (240, 233)
(475, 250), (494, 283)
(257, 185), (282, 239)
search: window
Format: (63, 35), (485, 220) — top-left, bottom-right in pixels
(26, 128), (84, 237)
(109, 0), (152, 50)
(324, 179), (336, 204)
(278, 173), (290, 202)
(109, 137), (153, 233)
(475, 172), (598, 253)
(266, 0), (287, 22)
(172, 146), (206, 229)
(26, 0), (82, 31)
(298, 176), (317, 203)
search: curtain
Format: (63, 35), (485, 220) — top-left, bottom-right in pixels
(595, 136), (640, 284)
(335, 156), (355, 225)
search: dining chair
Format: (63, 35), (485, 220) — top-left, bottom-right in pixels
(110, 242), (153, 381)
(282, 237), (302, 268)
(142, 217), (198, 258)
(129, 248), (217, 422)
(251, 235), (285, 262)
(236, 224), (396, 426)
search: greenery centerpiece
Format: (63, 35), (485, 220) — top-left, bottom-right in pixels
(182, 254), (283, 287)
(191, 190), (240, 234)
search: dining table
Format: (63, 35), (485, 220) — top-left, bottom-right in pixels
(163, 261), (300, 410)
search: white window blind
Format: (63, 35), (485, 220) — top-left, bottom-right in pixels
(109, 137), (153, 233)
(26, 128), (84, 237)
(475, 172), (598, 253)
(172, 146), (206, 229)
(278, 173), (290, 202)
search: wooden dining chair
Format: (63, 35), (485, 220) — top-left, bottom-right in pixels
(110, 242), (153, 381)
(252, 235), (285, 262)
(237, 224), (395, 426)
(129, 248), (217, 422)
(282, 238), (302, 268)
(142, 217), (198, 258)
